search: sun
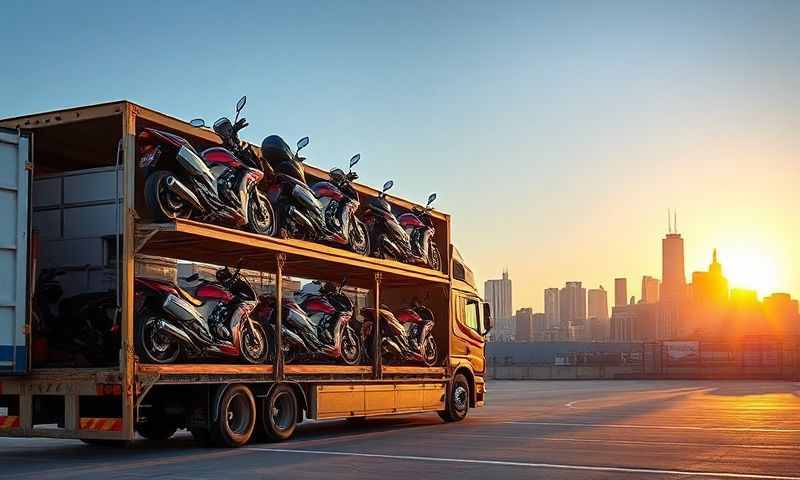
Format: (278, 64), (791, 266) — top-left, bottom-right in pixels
(720, 246), (779, 298)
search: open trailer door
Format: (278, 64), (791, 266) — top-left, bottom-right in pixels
(0, 128), (31, 375)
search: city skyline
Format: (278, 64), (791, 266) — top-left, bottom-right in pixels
(487, 215), (798, 311)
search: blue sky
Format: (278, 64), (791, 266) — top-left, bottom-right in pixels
(3, 1), (799, 309)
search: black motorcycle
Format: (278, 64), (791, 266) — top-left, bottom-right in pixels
(261, 136), (370, 255)
(140, 96), (276, 236)
(32, 269), (119, 366)
(364, 182), (442, 271)
(134, 263), (268, 364)
(254, 280), (362, 365)
(361, 302), (438, 366)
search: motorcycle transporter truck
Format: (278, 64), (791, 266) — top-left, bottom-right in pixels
(0, 101), (491, 447)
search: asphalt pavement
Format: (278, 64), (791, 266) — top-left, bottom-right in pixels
(1, 380), (799, 479)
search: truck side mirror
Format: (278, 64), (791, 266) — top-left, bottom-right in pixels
(482, 302), (492, 335)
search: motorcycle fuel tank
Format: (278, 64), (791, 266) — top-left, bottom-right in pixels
(312, 181), (344, 202)
(202, 147), (243, 168)
(397, 212), (425, 229)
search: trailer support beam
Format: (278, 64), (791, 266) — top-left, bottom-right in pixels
(274, 253), (286, 382)
(373, 272), (383, 380)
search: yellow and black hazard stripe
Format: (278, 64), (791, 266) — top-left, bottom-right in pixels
(0, 416), (21, 429)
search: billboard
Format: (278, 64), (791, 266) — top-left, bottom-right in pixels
(664, 341), (700, 364)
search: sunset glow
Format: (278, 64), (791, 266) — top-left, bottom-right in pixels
(722, 246), (780, 299)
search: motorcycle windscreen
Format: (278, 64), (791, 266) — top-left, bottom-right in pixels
(0, 128), (31, 374)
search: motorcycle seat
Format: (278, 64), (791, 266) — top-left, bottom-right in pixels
(178, 287), (204, 307)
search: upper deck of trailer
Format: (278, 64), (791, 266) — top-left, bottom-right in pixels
(1, 100), (453, 288)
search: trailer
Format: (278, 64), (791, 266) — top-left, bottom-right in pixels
(0, 101), (491, 446)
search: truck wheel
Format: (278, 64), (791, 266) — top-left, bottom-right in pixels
(212, 384), (256, 448)
(136, 420), (178, 440)
(261, 384), (298, 442)
(438, 374), (469, 422)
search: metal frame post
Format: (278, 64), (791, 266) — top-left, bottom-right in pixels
(373, 272), (382, 379)
(274, 253), (286, 382)
(120, 104), (137, 439)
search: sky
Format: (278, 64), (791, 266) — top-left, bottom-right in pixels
(2, 1), (798, 311)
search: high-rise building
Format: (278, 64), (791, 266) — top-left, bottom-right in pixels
(485, 270), (513, 340)
(544, 288), (560, 328)
(661, 212), (686, 304)
(691, 249), (729, 306)
(659, 211), (686, 338)
(514, 307), (533, 342)
(641, 276), (660, 304)
(559, 281), (586, 324)
(614, 278), (627, 307)
(610, 303), (659, 341)
(763, 293), (800, 336)
(588, 286), (609, 320)
(532, 313), (548, 337)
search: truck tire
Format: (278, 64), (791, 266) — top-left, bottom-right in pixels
(212, 384), (257, 448)
(261, 384), (298, 442)
(438, 374), (469, 422)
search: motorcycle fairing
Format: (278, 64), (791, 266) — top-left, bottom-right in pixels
(202, 147), (244, 168)
(397, 212), (425, 229)
(195, 283), (234, 303)
(312, 181), (344, 202)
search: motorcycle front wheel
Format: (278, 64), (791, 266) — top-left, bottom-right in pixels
(135, 312), (181, 364)
(144, 170), (193, 221)
(246, 191), (277, 237)
(422, 335), (438, 367)
(427, 242), (442, 272)
(240, 322), (269, 364)
(349, 219), (371, 256)
(340, 325), (362, 365)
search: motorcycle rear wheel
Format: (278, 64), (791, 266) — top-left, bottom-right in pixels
(246, 191), (276, 236)
(135, 312), (181, 364)
(340, 325), (362, 366)
(240, 323), (269, 364)
(144, 170), (192, 221)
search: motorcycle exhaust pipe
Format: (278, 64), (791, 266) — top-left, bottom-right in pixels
(166, 176), (206, 212)
(287, 206), (317, 232)
(155, 319), (195, 346)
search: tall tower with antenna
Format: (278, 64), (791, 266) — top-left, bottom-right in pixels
(660, 209), (686, 338)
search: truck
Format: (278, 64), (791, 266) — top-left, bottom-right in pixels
(0, 101), (491, 446)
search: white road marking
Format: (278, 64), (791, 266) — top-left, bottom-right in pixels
(437, 431), (800, 450)
(563, 387), (713, 409)
(506, 421), (800, 433)
(248, 447), (800, 479)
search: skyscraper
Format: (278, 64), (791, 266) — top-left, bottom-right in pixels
(641, 276), (660, 304)
(661, 212), (686, 304)
(559, 281), (586, 324)
(485, 270), (513, 339)
(614, 278), (627, 307)
(659, 210), (686, 338)
(587, 286), (609, 320)
(544, 288), (560, 328)
(514, 307), (533, 342)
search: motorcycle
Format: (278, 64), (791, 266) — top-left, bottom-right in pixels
(32, 268), (120, 366)
(360, 302), (439, 366)
(134, 262), (268, 364)
(364, 181), (442, 271)
(139, 96), (276, 236)
(253, 279), (362, 365)
(261, 135), (370, 255)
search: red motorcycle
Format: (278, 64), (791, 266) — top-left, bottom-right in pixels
(134, 263), (268, 364)
(139, 96), (276, 236)
(254, 280), (362, 365)
(361, 303), (438, 366)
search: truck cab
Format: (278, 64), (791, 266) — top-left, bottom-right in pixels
(449, 247), (492, 409)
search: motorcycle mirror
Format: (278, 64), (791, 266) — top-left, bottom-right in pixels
(190, 118), (206, 128)
(427, 193), (437, 206)
(297, 136), (310, 152)
(382, 180), (394, 192)
(349, 153), (360, 169)
(236, 96), (247, 113)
